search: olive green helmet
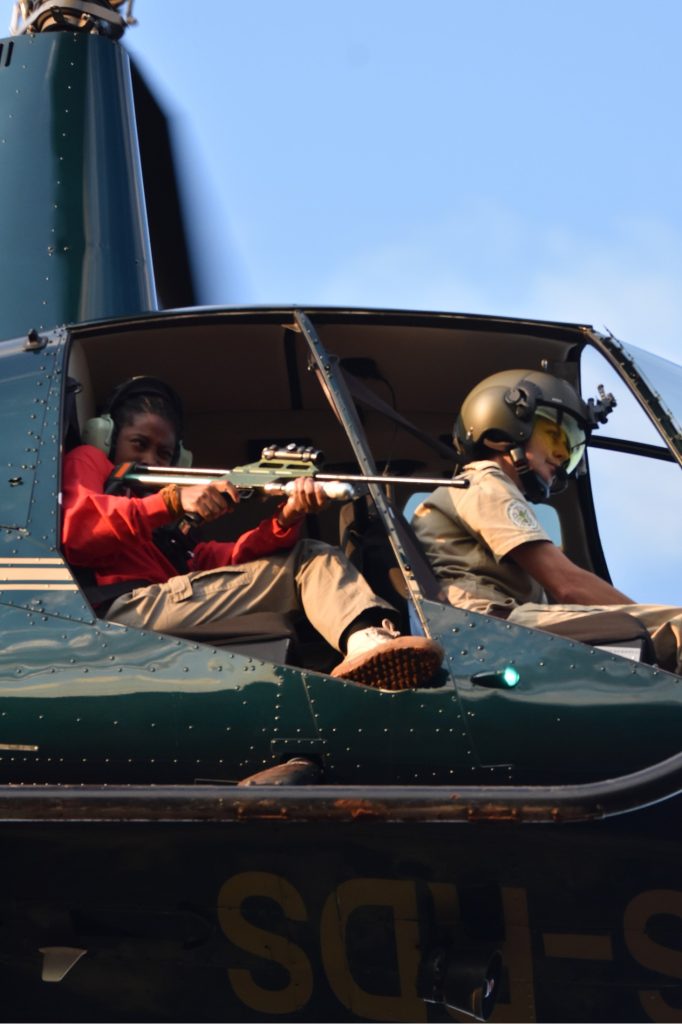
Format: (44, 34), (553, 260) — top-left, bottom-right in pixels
(453, 369), (613, 478)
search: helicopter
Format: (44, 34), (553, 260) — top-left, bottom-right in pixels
(0, 2), (682, 1021)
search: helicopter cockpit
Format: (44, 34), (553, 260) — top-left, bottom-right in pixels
(59, 304), (682, 668)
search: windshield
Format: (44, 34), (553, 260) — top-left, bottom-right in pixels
(601, 337), (682, 456)
(581, 344), (682, 604)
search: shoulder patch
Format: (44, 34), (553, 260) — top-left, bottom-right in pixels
(506, 500), (541, 532)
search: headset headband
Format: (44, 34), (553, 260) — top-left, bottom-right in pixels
(104, 376), (184, 428)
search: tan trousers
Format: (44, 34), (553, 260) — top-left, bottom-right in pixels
(105, 538), (394, 651)
(508, 602), (682, 674)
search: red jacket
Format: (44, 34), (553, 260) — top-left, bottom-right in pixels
(62, 445), (302, 587)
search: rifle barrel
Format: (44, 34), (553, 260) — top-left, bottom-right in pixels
(315, 473), (468, 489)
(118, 467), (467, 491)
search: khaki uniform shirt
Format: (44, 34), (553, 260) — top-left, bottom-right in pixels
(411, 460), (550, 615)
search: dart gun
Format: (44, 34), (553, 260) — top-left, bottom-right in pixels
(105, 443), (469, 501)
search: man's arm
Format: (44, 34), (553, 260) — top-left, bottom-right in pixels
(510, 540), (634, 605)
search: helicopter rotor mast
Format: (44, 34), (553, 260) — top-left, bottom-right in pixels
(9, 0), (136, 37)
(0, 0), (156, 338)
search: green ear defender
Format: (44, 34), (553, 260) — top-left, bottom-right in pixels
(82, 376), (192, 466)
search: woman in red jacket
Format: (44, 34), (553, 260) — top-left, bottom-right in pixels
(62, 377), (442, 689)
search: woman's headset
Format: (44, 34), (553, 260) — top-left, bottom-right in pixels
(82, 376), (193, 467)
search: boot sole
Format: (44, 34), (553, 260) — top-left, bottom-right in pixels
(331, 637), (444, 690)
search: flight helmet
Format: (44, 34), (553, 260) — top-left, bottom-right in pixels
(453, 369), (615, 500)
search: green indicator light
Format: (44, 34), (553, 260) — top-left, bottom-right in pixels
(471, 666), (521, 689)
(502, 665), (520, 687)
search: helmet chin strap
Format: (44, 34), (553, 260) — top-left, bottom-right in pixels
(509, 446), (553, 503)
(551, 465), (569, 495)
(484, 440), (568, 503)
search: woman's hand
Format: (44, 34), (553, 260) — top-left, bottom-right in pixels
(277, 476), (331, 528)
(179, 481), (240, 522)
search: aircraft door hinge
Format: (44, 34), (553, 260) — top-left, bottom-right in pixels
(23, 328), (47, 352)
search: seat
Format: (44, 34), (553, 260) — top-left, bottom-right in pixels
(340, 492), (446, 639)
(403, 491), (428, 524)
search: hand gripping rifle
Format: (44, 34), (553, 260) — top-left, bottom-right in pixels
(105, 443), (469, 502)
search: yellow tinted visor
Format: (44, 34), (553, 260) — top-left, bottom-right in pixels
(534, 407), (586, 475)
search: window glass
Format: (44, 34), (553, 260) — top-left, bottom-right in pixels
(535, 503), (562, 547)
(581, 347), (682, 605)
(611, 340), (682, 438)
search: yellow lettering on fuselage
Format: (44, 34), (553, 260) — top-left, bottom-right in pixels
(320, 878), (426, 1022)
(217, 871), (313, 1015)
(216, 873), (682, 1021)
(624, 890), (682, 1023)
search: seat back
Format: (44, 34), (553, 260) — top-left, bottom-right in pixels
(66, 341), (96, 438)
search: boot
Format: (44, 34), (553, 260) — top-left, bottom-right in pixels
(331, 618), (443, 690)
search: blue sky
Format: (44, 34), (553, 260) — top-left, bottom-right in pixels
(125, 1), (682, 603)
(126, 1), (682, 354)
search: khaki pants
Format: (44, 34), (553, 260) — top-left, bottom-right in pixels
(508, 602), (682, 674)
(105, 538), (394, 651)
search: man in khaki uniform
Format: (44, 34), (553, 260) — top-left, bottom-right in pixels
(413, 369), (682, 675)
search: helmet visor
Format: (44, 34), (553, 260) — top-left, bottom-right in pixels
(534, 407), (586, 475)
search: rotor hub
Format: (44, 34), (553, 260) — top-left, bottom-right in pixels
(10, 0), (136, 37)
